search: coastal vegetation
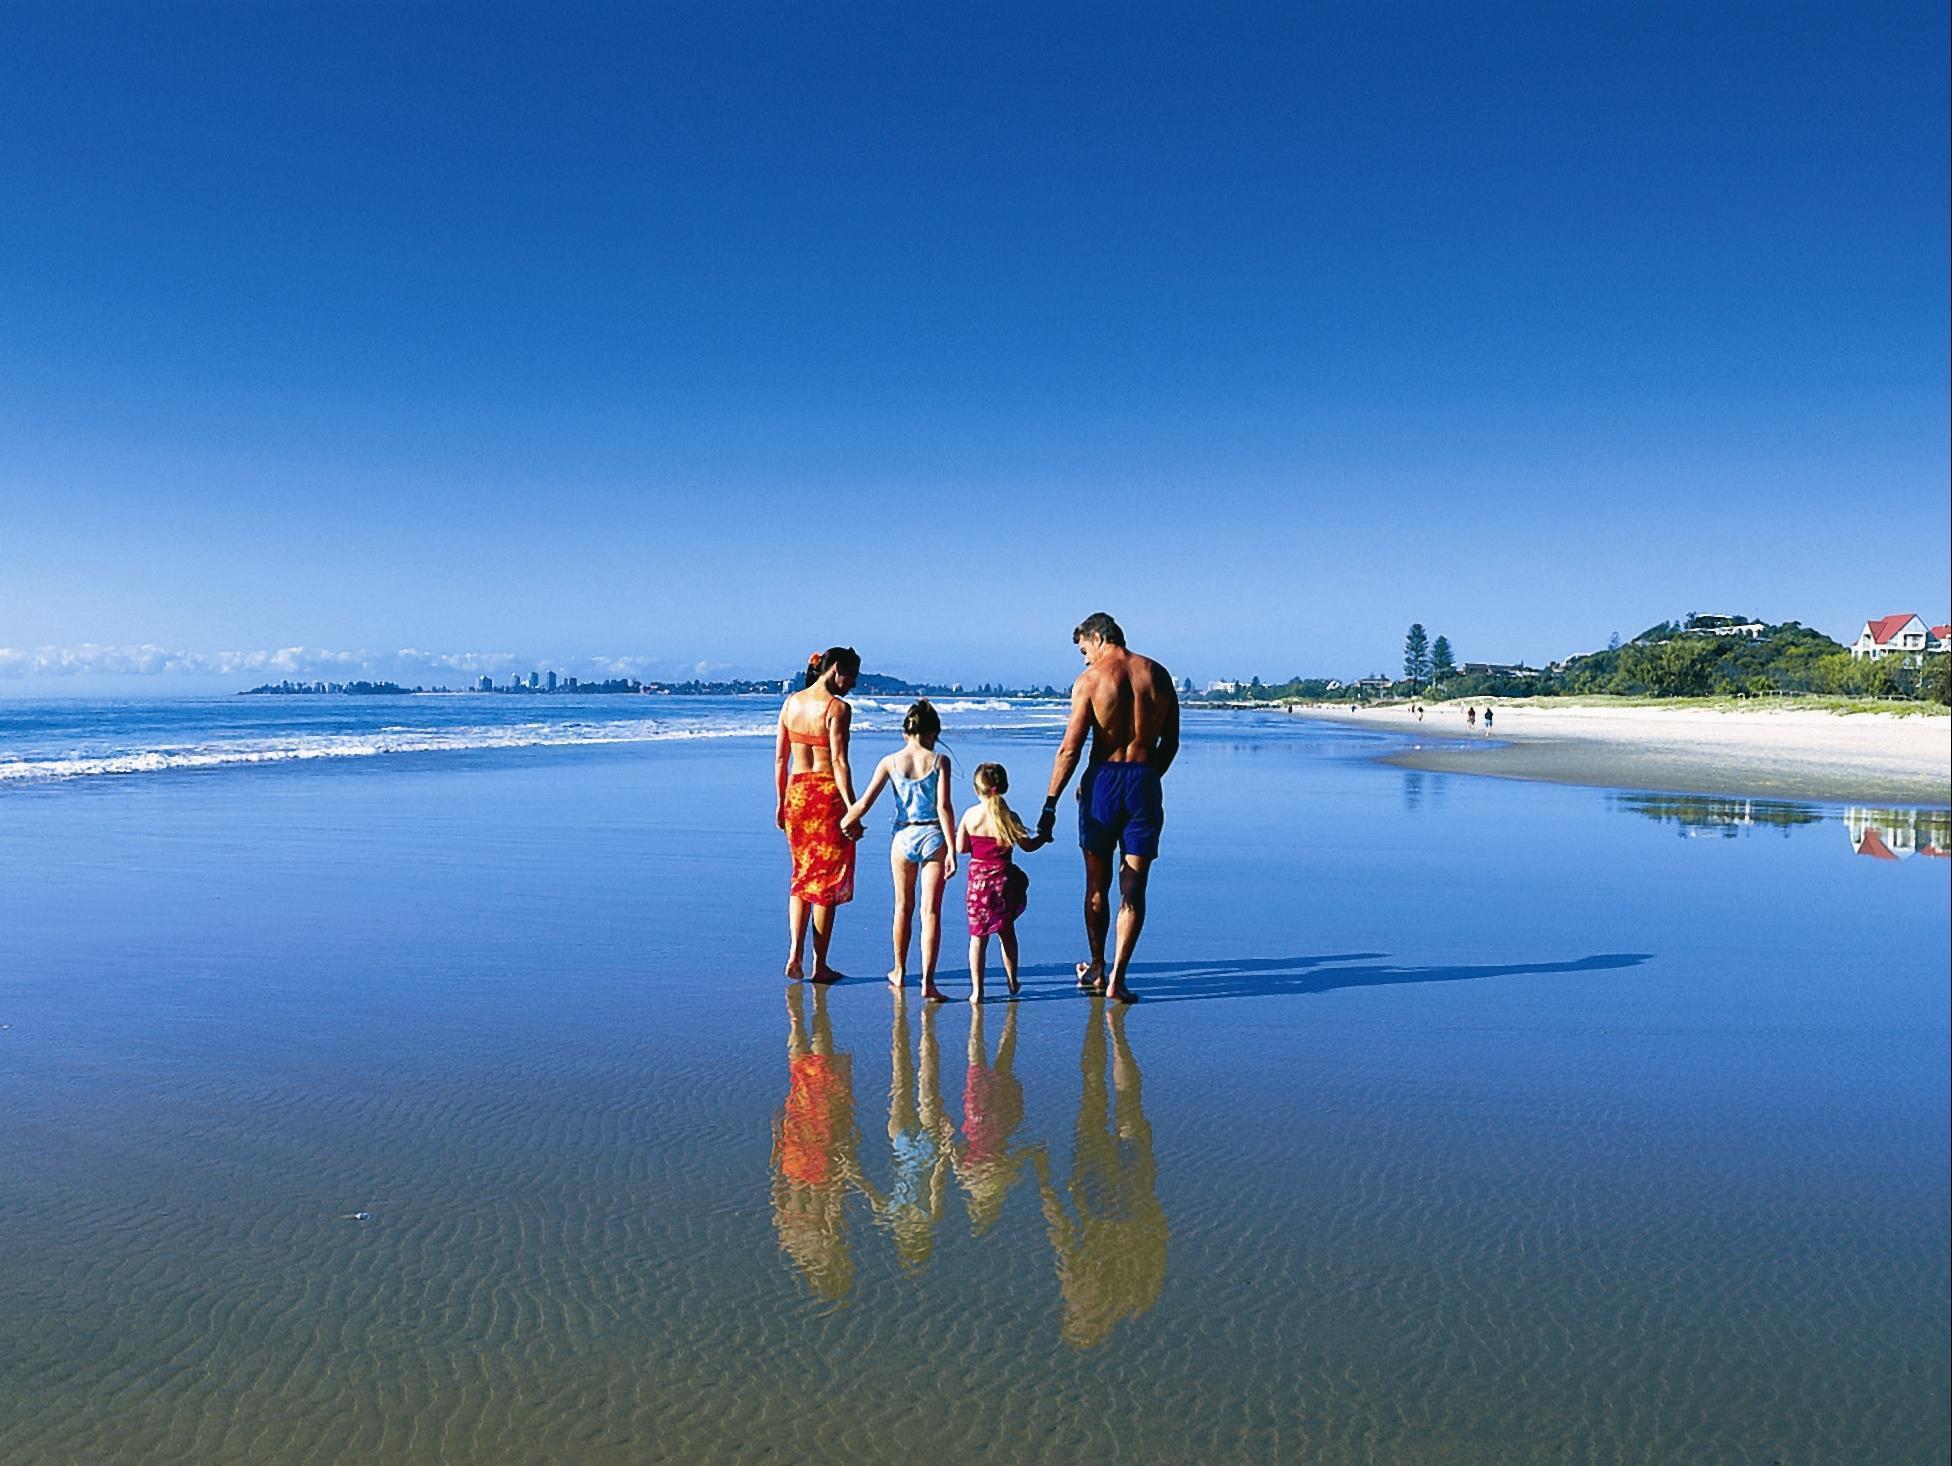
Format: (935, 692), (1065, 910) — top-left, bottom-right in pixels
(1207, 615), (1951, 709)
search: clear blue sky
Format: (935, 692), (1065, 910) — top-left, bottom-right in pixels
(2, 1), (1946, 690)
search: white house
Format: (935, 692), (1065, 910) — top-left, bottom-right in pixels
(1851, 613), (1949, 662)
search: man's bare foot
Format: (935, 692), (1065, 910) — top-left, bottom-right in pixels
(785, 959), (806, 980)
(887, 966), (906, 987)
(1105, 976), (1138, 1003)
(1076, 961), (1105, 992)
(809, 966), (847, 985)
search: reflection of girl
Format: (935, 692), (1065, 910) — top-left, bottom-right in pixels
(957, 763), (1050, 1003)
(776, 647), (862, 982)
(771, 984), (879, 1301)
(954, 1003), (1032, 1235)
(844, 701), (957, 1001)
(883, 990), (954, 1272)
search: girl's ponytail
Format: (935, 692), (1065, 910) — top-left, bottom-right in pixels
(972, 763), (1030, 849)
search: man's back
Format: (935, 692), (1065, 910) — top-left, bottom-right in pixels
(1082, 648), (1178, 765)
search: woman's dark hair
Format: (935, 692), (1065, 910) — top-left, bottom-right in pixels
(902, 699), (941, 740)
(804, 645), (862, 689)
(1072, 612), (1125, 647)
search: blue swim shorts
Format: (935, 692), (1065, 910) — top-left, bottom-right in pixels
(892, 824), (946, 864)
(1078, 761), (1164, 860)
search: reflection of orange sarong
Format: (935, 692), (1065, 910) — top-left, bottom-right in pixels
(780, 1051), (845, 1185)
(785, 772), (855, 907)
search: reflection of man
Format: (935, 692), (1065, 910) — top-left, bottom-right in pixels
(771, 984), (878, 1301)
(1040, 612), (1180, 1002)
(1034, 998), (1167, 1348)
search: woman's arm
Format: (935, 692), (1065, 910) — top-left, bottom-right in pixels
(935, 755), (957, 878)
(828, 700), (857, 807)
(773, 708), (792, 829)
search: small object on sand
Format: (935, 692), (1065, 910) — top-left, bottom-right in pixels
(343, 1210), (373, 1222)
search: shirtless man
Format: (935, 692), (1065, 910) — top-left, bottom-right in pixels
(1038, 613), (1179, 1003)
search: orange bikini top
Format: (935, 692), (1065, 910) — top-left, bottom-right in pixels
(787, 728), (827, 747)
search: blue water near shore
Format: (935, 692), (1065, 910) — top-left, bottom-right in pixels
(1, 697), (1945, 1463)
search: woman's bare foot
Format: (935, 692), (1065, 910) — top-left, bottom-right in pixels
(920, 982), (951, 1003)
(785, 959), (806, 980)
(887, 966), (906, 987)
(1104, 975), (1138, 1003)
(809, 965), (847, 985)
(1076, 961), (1105, 992)
(968, 989), (985, 1006)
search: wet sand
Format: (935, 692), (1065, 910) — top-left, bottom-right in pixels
(1289, 701), (1952, 805)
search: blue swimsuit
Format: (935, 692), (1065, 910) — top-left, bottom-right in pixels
(890, 758), (946, 864)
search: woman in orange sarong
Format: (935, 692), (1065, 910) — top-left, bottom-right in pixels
(776, 646), (861, 981)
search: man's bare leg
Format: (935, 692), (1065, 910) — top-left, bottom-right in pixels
(809, 902), (846, 982)
(918, 857), (949, 1002)
(1077, 848), (1113, 990)
(786, 894), (811, 979)
(888, 847), (916, 986)
(1105, 855), (1150, 1002)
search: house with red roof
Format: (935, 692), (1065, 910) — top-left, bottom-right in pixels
(1849, 613), (1948, 662)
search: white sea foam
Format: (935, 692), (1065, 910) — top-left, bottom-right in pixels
(0, 718), (778, 783)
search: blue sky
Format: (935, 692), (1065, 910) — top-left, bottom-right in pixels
(2, 1), (1946, 691)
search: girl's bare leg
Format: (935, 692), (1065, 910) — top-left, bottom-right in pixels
(1000, 922), (1020, 996)
(786, 894), (810, 978)
(918, 855), (948, 1001)
(888, 846), (916, 985)
(968, 934), (987, 1005)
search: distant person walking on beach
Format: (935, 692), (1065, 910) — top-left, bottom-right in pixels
(1040, 613), (1179, 1004)
(958, 762), (1050, 1003)
(843, 700), (957, 1001)
(776, 647), (861, 981)
(1466, 705), (1477, 730)
(1482, 704), (1494, 736)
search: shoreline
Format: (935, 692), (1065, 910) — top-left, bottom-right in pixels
(1284, 700), (1952, 806)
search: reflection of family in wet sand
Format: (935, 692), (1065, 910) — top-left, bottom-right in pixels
(776, 612), (1179, 1003)
(769, 983), (1167, 1346)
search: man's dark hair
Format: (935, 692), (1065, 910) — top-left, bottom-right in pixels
(1072, 612), (1125, 648)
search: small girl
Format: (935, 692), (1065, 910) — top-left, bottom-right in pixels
(843, 701), (957, 1002)
(957, 763), (1051, 1004)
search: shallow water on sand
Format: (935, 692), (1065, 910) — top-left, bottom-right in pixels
(1, 708), (1945, 1464)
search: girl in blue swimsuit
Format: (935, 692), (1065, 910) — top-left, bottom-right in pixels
(843, 701), (957, 1001)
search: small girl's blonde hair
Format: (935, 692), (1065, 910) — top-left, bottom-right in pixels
(972, 763), (1030, 848)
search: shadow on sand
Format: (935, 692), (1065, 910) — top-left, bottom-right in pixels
(978, 951), (1652, 1004)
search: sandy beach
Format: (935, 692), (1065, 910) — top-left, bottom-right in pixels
(1288, 700), (1952, 805)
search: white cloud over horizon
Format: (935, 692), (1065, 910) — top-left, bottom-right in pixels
(0, 644), (749, 684)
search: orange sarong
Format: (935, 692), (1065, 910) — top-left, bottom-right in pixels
(785, 771), (855, 907)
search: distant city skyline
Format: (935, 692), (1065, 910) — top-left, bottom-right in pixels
(2, 4), (1945, 692)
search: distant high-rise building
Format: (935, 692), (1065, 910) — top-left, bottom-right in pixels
(477, 675), (493, 692)
(566, 676), (578, 690)
(545, 670), (557, 691)
(528, 670), (540, 689)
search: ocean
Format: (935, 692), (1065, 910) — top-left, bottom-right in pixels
(2, 695), (1945, 1464)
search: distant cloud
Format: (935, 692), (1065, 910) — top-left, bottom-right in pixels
(0, 644), (763, 683)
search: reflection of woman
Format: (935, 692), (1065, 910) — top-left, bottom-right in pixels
(771, 983), (878, 1301)
(954, 1003), (1033, 1234)
(1035, 998), (1167, 1348)
(776, 647), (862, 981)
(884, 990), (954, 1271)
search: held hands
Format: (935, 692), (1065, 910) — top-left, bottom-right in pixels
(1036, 796), (1059, 843)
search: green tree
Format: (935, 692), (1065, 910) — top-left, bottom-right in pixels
(1403, 624), (1431, 692)
(1925, 655), (1951, 707)
(1430, 634), (1455, 681)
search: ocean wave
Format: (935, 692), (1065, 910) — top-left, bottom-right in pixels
(0, 718), (779, 783)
